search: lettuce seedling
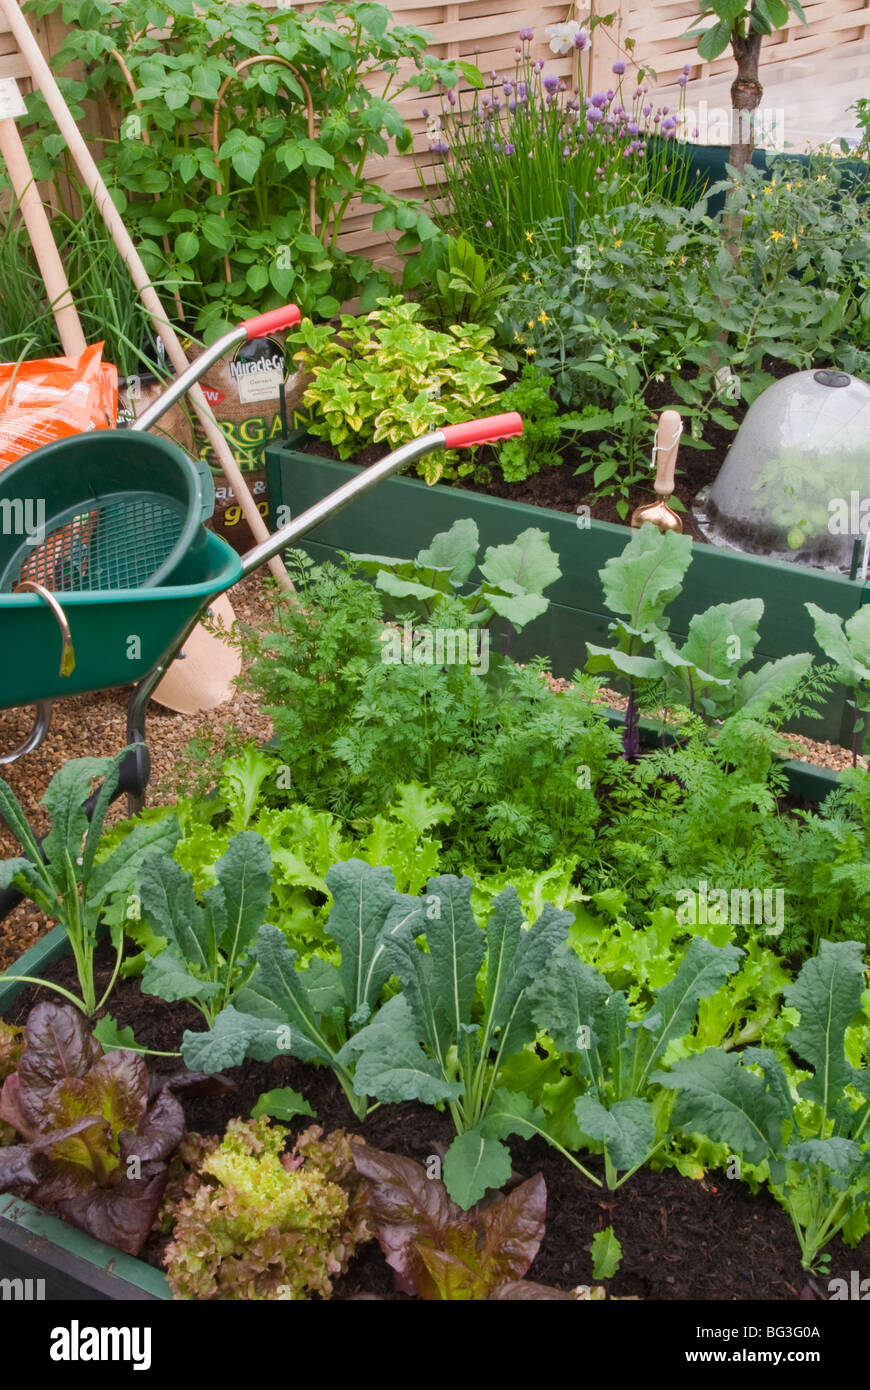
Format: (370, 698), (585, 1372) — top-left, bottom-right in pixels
(164, 1118), (371, 1301)
(656, 939), (870, 1271)
(0, 751), (180, 1014)
(0, 1002), (186, 1254)
(351, 1142), (565, 1300)
(529, 936), (744, 1188)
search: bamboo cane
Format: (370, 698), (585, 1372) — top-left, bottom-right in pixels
(0, 108), (86, 355)
(0, 0), (292, 588)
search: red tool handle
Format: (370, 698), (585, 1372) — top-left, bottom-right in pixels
(440, 412), (523, 450)
(241, 304), (302, 339)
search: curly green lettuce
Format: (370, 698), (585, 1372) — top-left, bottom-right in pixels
(163, 1118), (372, 1300)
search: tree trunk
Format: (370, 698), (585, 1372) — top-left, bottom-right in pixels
(723, 27), (764, 261)
(729, 28), (764, 174)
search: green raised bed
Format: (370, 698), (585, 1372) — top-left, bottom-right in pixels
(0, 927), (170, 1300)
(265, 432), (868, 758)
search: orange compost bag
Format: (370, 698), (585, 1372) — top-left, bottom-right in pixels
(0, 343), (118, 470)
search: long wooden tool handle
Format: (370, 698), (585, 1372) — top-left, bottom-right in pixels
(0, 115), (86, 355)
(0, 0), (292, 590)
(654, 409), (682, 497)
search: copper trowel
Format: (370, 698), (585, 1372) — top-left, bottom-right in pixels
(631, 409), (683, 533)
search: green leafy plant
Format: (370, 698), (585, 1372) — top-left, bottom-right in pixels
(179, 859), (414, 1119)
(489, 366), (585, 484)
(806, 604), (870, 766)
(586, 525), (813, 755)
(590, 1226), (623, 1280)
(352, 1144), (570, 1299)
(238, 541), (616, 871)
(528, 936), (744, 1189)
(289, 297), (504, 482)
(0, 1003), (187, 1254)
(163, 1118), (371, 1300)
(136, 830), (273, 1027)
(658, 940), (870, 1271)
(0, 751), (180, 1015)
(344, 873), (575, 1207)
(404, 234), (515, 335)
(352, 516), (560, 636)
(30, 0), (468, 335)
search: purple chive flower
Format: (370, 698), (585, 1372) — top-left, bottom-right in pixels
(692, 127), (700, 138)
(587, 106), (603, 123)
(591, 91), (608, 108)
(677, 74), (688, 87)
(422, 107), (429, 117)
(505, 142), (515, 154)
(627, 120), (638, 135)
(586, 120), (594, 134)
(574, 30), (588, 50)
(508, 98), (516, 112)
(612, 60), (626, 75)
(503, 80), (514, 94)
(485, 220), (493, 227)
(654, 113), (661, 123)
(682, 63), (692, 75)
(536, 58), (545, 71)
(482, 93), (492, 107)
(634, 87), (644, 99)
(519, 27), (533, 42)
(662, 105), (670, 115)
(642, 104), (652, 117)
(517, 81), (528, 99)
(490, 70), (499, 80)
(429, 140), (449, 155)
(563, 145), (570, 157)
(544, 73), (559, 93)
(662, 116), (677, 134)
(607, 89), (615, 101)
(596, 165), (605, 176)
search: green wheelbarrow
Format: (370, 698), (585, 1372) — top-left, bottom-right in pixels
(0, 299), (523, 853)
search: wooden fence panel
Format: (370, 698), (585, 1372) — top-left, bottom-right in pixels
(17, 0), (870, 270)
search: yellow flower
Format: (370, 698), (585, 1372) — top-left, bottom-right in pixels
(521, 271), (530, 282)
(525, 229), (534, 242)
(513, 331), (525, 344)
(525, 346), (536, 356)
(792, 235), (798, 249)
(613, 239), (623, 248)
(769, 229), (784, 241)
(538, 311), (548, 323)
(786, 181), (793, 191)
(527, 319), (535, 330)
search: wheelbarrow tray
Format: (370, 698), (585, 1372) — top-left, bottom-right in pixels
(0, 531), (241, 710)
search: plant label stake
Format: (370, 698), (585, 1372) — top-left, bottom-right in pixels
(631, 410), (683, 533)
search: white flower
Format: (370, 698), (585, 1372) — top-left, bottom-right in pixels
(545, 20), (582, 55)
(426, 116), (441, 139)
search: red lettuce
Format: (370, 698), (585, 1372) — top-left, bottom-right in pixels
(351, 1141), (567, 1300)
(0, 1002), (187, 1255)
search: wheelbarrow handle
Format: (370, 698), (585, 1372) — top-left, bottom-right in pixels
(239, 411), (523, 578)
(128, 304), (301, 435)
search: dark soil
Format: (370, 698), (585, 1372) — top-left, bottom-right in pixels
(298, 359), (808, 541)
(5, 942), (868, 1302)
(298, 400), (733, 542)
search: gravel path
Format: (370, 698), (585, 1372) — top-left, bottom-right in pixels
(0, 574), (275, 970)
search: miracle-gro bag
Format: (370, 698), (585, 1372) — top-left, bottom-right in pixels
(0, 343), (117, 469)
